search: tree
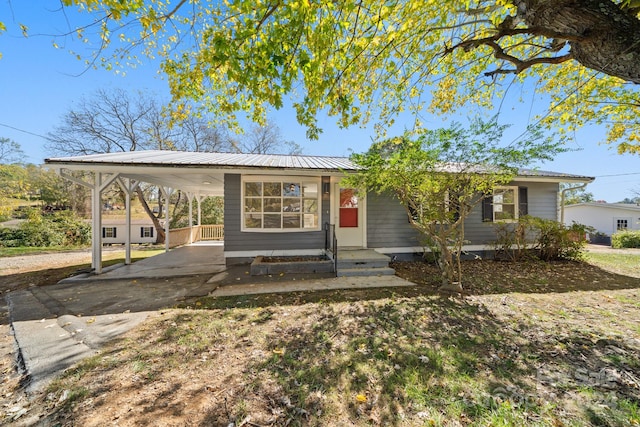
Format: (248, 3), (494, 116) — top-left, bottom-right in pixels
(46, 88), (233, 242)
(562, 184), (595, 205)
(345, 118), (564, 290)
(0, 137), (25, 164)
(230, 123), (302, 155)
(11, 1), (638, 152)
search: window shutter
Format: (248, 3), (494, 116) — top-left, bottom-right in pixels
(518, 187), (528, 217)
(102, 227), (106, 238)
(482, 195), (493, 222)
(150, 227), (154, 238)
(113, 227), (117, 238)
(140, 227), (144, 238)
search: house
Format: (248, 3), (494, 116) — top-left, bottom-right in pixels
(563, 202), (640, 243)
(100, 219), (157, 245)
(45, 150), (594, 273)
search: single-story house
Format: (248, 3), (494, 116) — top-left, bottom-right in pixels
(100, 219), (157, 245)
(45, 150), (594, 274)
(564, 202), (640, 242)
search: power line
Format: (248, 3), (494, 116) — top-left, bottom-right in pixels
(596, 172), (640, 178)
(0, 122), (51, 140)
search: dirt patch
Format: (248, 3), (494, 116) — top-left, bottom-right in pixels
(392, 258), (640, 294)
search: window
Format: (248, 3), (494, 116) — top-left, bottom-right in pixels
(492, 187), (517, 221)
(482, 186), (528, 222)
(339, 188), (358, 227)
(616, 219), (629, 231)
(141, 226), (154, 238)
(242, 177), (320, 231)
(407, 192), (460, 224)
(102, 227), (117, 238)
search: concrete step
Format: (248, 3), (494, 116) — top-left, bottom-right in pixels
(337, 259), (390, 269)
(337, 267), (396, 277)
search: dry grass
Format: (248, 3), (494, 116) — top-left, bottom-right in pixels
(15, 253), (640, 427)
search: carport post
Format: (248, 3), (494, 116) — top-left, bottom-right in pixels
(91, 173), (103, 274)
(161, 187), (174, 253)
(198, 195), (204, 226)
(188, 193), (194, 244)
(117, 177), (140, 265)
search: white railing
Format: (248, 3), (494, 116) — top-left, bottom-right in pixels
(200, 224), (224, 241)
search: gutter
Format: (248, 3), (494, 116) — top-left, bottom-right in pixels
(560, 182), (590, 224)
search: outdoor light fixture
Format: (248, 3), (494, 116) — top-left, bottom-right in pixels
(323, 182), (330, 194)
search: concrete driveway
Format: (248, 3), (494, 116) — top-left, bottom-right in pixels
(7, 243), (226, 393)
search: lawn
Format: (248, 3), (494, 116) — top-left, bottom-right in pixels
(15, 251), (637, 427)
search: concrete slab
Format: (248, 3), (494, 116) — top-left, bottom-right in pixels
(61, 242), (226, 282)
(210, 274), (417, 297)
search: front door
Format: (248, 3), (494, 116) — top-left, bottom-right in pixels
(334, 185), (365, 247)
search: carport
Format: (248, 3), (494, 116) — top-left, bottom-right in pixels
(46, 151), (227, 274)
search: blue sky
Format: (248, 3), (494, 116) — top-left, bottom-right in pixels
(0, 1), (639, 202)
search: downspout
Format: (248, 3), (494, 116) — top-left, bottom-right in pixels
(560, 183), (589, 224)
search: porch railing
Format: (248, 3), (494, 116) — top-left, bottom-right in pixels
(200, 224), (224, 241)
(324, 222), (338, 276)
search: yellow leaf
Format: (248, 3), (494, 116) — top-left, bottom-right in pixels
(272, 348), (285, 355)
(356, 394), (367, 403)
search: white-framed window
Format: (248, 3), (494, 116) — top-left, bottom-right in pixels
(140, 226), (154, 238)
(242, 176), (321, 232)
(492, 186), (518, 222)
(102, 227), (117, 238)
(616, 218), (629, 231)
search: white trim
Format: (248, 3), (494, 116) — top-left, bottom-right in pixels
(493, 185), (519, 222)
(224, 249), (325, 258)
(373, 244), (494, 254)
(331, 177), (367, 248)
(241, 175), (322, 233)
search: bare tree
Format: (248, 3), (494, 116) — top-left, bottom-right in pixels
(231, 123), (302, 155)
(0, 137), (25, 164)
(46, 89), (231, 242)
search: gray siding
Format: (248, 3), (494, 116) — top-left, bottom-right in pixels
(224, 174), (329, 252)
(367, 181), (559, 249)
(367, 192), (421, 248)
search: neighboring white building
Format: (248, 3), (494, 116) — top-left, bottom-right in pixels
(101, 219), (157, 245)
(564, 203), (640, 238)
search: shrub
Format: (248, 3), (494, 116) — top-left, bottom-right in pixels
(491, 221), (530, 261)
(0, 209), (91, 248)
(611, 230), (640, 248)
(492, 216), (592, 261)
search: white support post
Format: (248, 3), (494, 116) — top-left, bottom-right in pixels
(188, 193), (194, 244)
(161, 187), (174, 252)
(91, 173), (103, 274)
(125, 190), (132, 264)
(198, 195), (204, 226)
(117, 177), (139, 265)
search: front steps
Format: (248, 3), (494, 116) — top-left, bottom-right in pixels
(336, 249), (396, 277)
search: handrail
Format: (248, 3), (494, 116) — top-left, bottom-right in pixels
(324, 222), (338, 276)
(200, 224), (224, 241)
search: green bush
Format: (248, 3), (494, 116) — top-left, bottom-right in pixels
(611, 230), (640, 248)
(0, 209), (91, 248)
(492, 216), (591, 261)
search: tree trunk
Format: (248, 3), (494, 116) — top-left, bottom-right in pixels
(135, 187), (166, 244)
(514, 0), (640, 83)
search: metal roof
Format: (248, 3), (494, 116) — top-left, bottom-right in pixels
(46, 150), (356, 171)
(45, 150), (594, 196)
